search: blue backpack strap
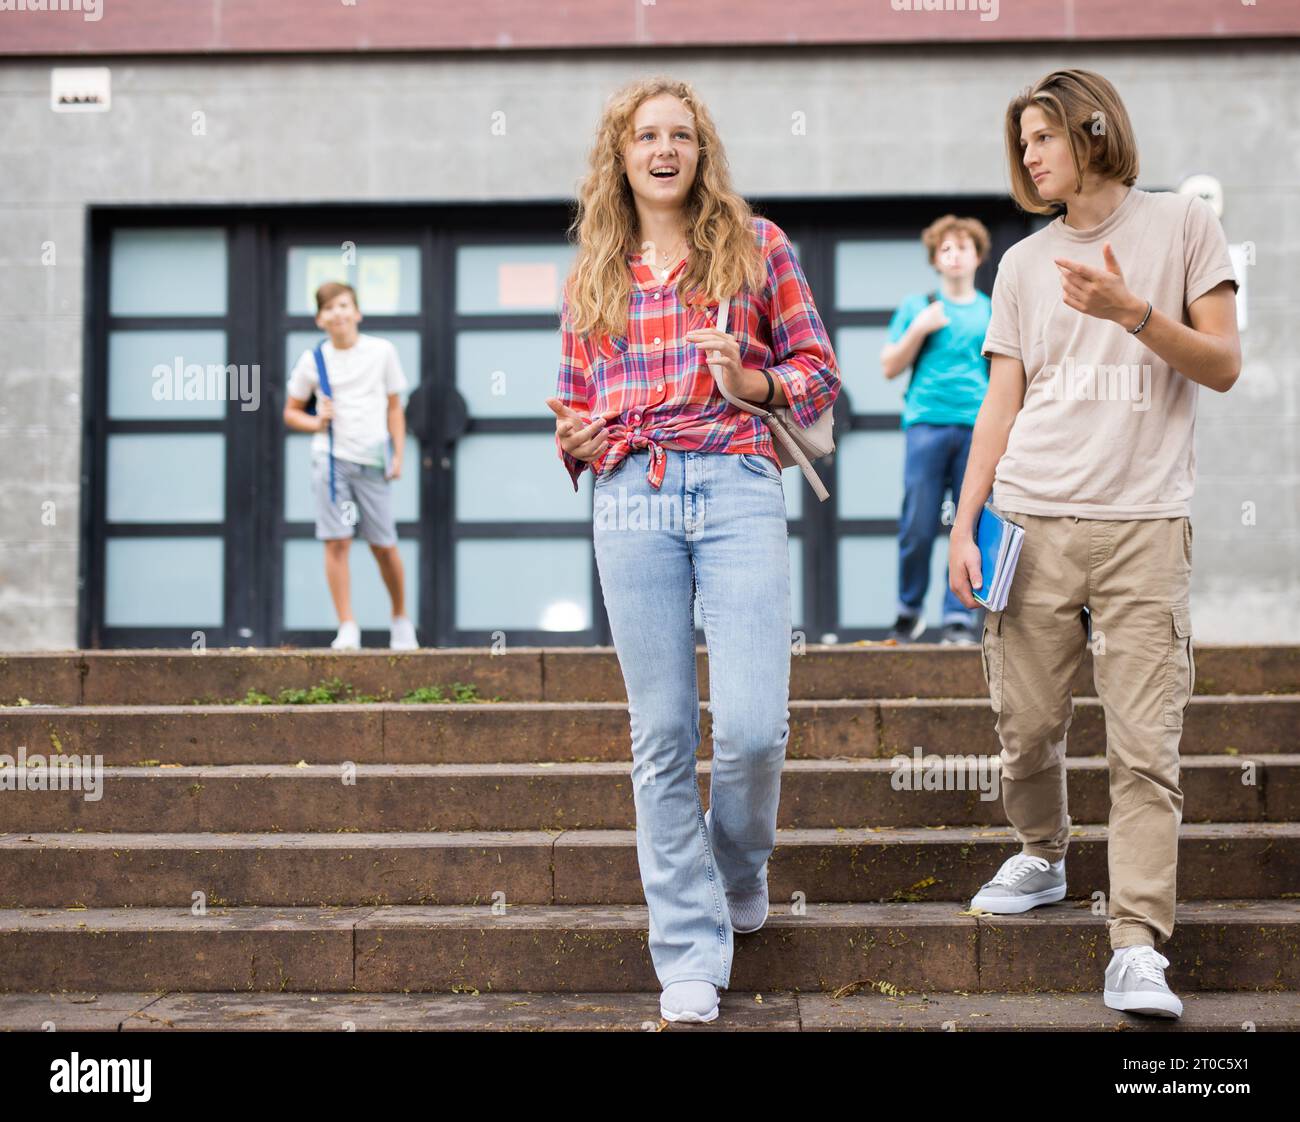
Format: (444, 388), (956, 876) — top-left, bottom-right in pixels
(312, 342), (336, 503)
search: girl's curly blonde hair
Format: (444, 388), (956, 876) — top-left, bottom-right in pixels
(563, 76), (766, 340)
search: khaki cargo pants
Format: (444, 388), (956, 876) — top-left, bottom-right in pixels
(980, 504), (1195, 950)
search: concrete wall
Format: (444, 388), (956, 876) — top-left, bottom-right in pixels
(1, 43), (1295, 648)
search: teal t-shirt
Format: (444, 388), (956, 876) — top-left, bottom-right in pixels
(887, 290), (992, 428)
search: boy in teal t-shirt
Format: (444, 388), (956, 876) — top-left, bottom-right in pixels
(880, 215), (993, 644)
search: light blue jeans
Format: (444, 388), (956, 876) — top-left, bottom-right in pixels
(591, 448), (792, 989)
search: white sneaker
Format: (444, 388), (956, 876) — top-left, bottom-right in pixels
(660, 980), (719, 1023)
(1104, 946), (1184, 1019)
(389, 616), (418, 650)
(330, 620), (361, 650)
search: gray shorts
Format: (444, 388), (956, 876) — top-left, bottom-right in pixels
(311, 454), (398, 546)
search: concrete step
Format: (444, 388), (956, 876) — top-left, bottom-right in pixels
(3, 645), (1295, 706)
(2, 823), (1295, 907)
(1, 695), (1293, 764)
(5, 756), (1296, 834)
(0, 988), (1294, 1031)
(1, 900), (1294, 994)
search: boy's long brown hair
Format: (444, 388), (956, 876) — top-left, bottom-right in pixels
(1004, 69), (1140, 215)
(563, 77), (766, 340)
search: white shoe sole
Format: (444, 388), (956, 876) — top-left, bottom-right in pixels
(732, 913), (767, 935)
(660, 1004), (719, 1023)
(969, 883), (1066, 914)
(1104, 989), (1183, 1018)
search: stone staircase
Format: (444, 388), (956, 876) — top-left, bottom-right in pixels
(0, 646), (1296, 1031)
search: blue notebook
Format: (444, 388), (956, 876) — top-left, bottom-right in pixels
(972, 502), (1025, 612)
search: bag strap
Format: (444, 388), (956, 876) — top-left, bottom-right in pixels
(312, 342), (337, 504)
(706, 296), (829, 501)
(706, 297), (768, 418)
(904, 290), (941, 399)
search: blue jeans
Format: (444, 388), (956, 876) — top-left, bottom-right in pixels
(898, 421), (977, 626)
(592, 449), (791, 989)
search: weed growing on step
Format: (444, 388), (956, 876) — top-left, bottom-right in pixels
(223, 677), (496, 705)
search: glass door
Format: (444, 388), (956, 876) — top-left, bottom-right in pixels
(84, 221), (251, 647)
(437, 234), (598, 645)
(270, 229), (427, 646)
(84, 201), (1030, 649)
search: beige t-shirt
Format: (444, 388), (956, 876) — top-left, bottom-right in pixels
(981, 187), (1238, 519)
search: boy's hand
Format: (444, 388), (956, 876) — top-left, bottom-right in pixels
(546, 398), (619, 463)
(315, 395), (334, 431)
(915, 300), (949, 335)
(386, 453), (401, 481)
(948, 530), (984, 610)
(1054, 243), (1146, 327)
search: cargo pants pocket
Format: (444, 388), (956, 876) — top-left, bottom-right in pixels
(981, 612), (1004, 713)
(1163, 601), (1195, 727)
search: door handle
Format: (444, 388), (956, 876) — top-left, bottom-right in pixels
(443, 388), (469, 445)
(404, 383), (433, 444)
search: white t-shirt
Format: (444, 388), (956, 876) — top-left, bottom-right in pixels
(287, 334), (408, 467)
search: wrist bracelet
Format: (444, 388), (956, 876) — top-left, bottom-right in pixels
(1129, 300), (1153, 335)
(760, 369), (775, 407)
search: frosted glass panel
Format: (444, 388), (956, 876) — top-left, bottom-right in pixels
(837, 430), (905, 520)
(104, 537), (223, 626)
(286, 245), (420, 316)
(457, 330), (561, 418)
(835, 326), (909, 415)
(106, 434), (225, 523)
(110, 228), (227, 316)
(456, 244), (574, 314)
(283, 432), (419, 523)
(790, 535), (803, 628)
(456, 433), (592, 521)
(839, 532), (955, 629)
(284, 331), (420, 400)
(783, 465), (802, 520)
(921, 530), (958, 626)
(838, 535), (898, 628)
(108, 330), (229, 419)
(283, 538), (420, 630)
(456, 539), (591, 631)
(836, 239), (937, 311)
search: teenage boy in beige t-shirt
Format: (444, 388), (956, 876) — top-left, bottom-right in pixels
(948, 69), (1240, 1020)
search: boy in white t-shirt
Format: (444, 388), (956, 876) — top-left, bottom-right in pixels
(283, 282), (416, 650)
(948, 70), (1240, 1020)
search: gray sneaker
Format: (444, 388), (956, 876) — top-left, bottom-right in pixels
(1104, 946), (1184, 1018)
(969, 853), (1066, 913)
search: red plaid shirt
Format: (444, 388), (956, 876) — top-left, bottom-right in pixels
(554, 216), (840, 491)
